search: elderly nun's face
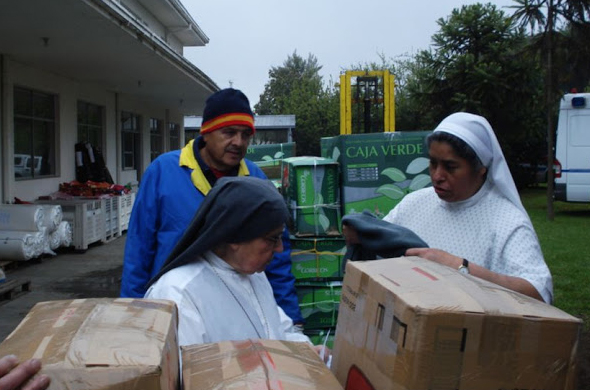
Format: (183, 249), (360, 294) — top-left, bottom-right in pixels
(224, 226), (284, 274)
(428, 140), (487, 202)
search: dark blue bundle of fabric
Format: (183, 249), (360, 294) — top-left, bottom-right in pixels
(342, 210), (428, 271)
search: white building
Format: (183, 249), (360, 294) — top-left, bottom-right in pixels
(0, 0), (218, 202)
(185, 115), (295, 145)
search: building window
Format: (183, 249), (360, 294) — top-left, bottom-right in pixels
(150, 118), (163, 161)
(168, 122), (180, 150)
(77, 101), (104, 150)
(121, 111), (141, 170)
(13, 86), (56, 179)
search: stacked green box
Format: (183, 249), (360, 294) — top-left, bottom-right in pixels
(290, 237), (346, 279)
(246, 142), (295, 164)
(246, 142), (296, 183)
(296, 280), (342, 329)
(282, 156), (341, 237)
(321, 131), (432, 218)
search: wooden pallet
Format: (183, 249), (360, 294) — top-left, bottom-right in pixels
(0, 278), (31, 303)
(0, 258), (41, 273)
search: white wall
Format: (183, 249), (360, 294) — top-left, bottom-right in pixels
(2, 58), (185, 203)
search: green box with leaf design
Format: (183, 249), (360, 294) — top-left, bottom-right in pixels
(321, 131), (432, 218)
(246, 142), (296, 180)
(296, 280), (342, 329)
(290, 236), (346, 279)
(282, 156), (341, 237)
(246, 142), (295, 167)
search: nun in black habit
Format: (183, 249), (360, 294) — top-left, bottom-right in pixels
(145, 176), (318, 349)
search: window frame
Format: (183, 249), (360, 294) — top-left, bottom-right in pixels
(150, 117), (163, 161)
(121, 111), (141, 170)
(77, 101), (105, 151)
(13, 86), (58, 180)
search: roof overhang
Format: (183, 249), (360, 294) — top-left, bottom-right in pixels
(0, 0), (218, 115)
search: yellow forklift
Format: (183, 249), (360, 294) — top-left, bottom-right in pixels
(339, 70), (395, 135)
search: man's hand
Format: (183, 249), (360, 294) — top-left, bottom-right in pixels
(0, 355), (50, 390)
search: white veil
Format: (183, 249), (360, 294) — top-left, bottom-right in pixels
(433, 112), (527, 217)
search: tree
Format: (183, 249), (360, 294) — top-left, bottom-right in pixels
(510, 0), (590, 220)
(403, 3), (546, 183)
(255, 52), (340, 156)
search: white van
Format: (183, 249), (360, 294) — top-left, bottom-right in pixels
(14, 154), (42, 178)
(554, 92), (590, 202)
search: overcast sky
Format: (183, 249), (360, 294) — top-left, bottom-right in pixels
(183, 0), (517, 108)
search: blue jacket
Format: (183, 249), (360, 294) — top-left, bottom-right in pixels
(120, 140), (303, 323)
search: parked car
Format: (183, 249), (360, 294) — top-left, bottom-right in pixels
(14, 154), (42, 178)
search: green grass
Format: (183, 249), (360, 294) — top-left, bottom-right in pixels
(521, 185), (590, 328)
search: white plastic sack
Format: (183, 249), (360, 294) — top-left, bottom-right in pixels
(50, 221), (72, 249)
(41, 205), (62, 233)
(0, 230), (39, 261)
(0, 204), (45, 231)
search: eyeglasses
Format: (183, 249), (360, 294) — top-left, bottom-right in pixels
(263, 233), (283, 248)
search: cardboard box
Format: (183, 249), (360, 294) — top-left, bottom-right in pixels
(181, 339), (343, 390)
(321, 131), (431, 217)
(331, 258), (582, 390)
(291, 236), (347, 279)
(0, 298), (179, 390)
(282, 156), (341, 236)
(296, 280), (342, 329)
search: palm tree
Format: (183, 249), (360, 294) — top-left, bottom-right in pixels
(510, 0), (590, 220)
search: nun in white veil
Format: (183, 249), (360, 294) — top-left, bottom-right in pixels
(380, 112), (553, 303)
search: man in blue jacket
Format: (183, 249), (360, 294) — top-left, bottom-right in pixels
(120, 88), (304, 325)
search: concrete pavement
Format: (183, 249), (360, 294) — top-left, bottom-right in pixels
(0, 234), (126, 341)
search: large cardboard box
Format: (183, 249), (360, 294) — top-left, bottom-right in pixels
(282, 156), (341, 236)
(291, 236), (347, 279)
(321, 131), (431, 217)
(0, 298), (179, 390)
(332, 258), (582, 390)
(181, 339), (343, 389)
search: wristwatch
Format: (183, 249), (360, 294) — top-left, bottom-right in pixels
(458, 258), (470, 274)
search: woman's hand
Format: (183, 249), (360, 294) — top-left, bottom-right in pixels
(312, 345), (332, 364)
(342, 224), (360, 246)
(405, 247), (462, 269)
(0, 355), (50, 390)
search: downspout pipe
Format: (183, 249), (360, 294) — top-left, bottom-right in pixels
(0, 55), (6, 204)
(115, 92), (121, 186)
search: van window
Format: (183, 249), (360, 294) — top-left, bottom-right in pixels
(570, 114), (590, 146)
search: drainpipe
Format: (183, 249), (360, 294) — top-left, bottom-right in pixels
(0, 55), (6, 204)
(165, 108), (170, 151)
(115, 92), (121, 185)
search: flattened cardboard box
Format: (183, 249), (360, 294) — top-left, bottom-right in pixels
(182, 339), (343, 390)
(0, 298), (179, 390)
(331, 258), (582, 390)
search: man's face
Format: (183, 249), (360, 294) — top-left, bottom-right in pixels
(201, 125), (253, 171)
